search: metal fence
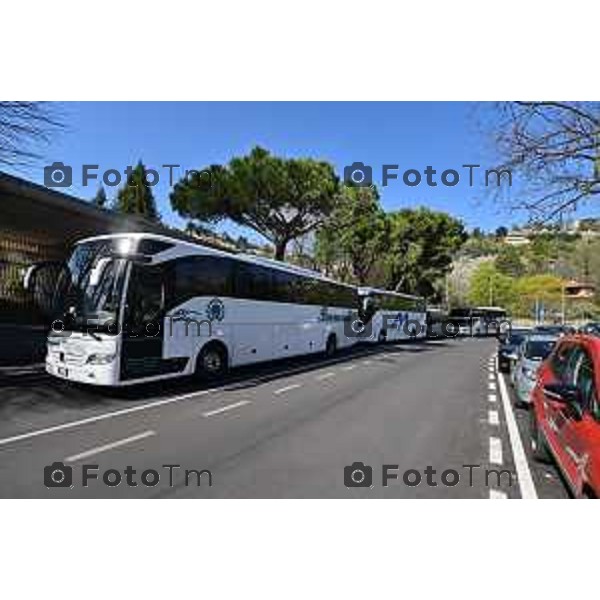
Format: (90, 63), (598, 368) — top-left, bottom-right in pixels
(0, 230), (66, 323)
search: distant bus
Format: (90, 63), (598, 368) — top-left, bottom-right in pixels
(425, 307), (449, 339)
(357, 287), (427, 343)
(448, 306), (507, 336)
(29, 233), (360, 386)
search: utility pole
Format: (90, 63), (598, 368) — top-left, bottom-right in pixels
(561, 282), (566, 325)
(445, 273), (450, 311)
(488, 276), (494, 306)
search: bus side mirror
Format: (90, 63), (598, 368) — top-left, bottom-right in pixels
(22, 261), (69, 318)
(23, 263), (41, 291)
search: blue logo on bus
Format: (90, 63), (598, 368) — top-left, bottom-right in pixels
(206, 298), (225, 322)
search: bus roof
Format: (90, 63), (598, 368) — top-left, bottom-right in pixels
(358, 286), (424, 301)
(76, 232), (356, 289)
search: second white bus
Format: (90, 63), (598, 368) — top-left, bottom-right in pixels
(356, 287), (427, 343)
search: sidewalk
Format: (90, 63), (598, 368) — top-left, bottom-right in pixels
(0, 361), (46, 385)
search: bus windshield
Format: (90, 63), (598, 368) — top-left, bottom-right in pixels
(56, 240), (129, 331)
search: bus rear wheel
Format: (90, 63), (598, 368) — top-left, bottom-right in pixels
(196, 342), (228, 380)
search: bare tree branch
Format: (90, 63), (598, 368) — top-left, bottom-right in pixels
(0, 101), (63, 166)
(489, 101), (600, 222)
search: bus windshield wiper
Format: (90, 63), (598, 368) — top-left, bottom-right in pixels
(87, 329), (103, 341)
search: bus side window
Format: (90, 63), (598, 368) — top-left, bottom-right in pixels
(235, 263), (272, 301)
(174, 256), (234, 301)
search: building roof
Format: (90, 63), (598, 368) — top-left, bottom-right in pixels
(0, 170), (224, 251)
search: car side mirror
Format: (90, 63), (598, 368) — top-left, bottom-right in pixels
(543, 383), (583, 420)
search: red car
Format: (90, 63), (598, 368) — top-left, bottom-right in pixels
(530, 334), (600, 498)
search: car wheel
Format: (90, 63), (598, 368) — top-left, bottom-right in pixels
(530, 409), (551, 463)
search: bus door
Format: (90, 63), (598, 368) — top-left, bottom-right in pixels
(121, 262), (169, 380)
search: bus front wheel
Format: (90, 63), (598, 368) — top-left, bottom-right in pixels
(196, 342), (229, 380)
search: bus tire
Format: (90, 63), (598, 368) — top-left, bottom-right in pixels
(195, 341), (229, 380)
(325, 334), (337, 357)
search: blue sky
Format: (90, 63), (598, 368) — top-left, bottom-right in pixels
(8, 102), (526, 243)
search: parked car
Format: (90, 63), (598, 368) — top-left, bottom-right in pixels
(513, 334), (559, 406)
(579, 322), (600, 336)
(534, 324), (574, 337)
(530, 334), (600, 498)
(497, 328), (530, 374)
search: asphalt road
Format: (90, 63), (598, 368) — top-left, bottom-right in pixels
(0, 337), (571, 498)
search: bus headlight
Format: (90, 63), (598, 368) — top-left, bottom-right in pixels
(86, 353), (116, 365)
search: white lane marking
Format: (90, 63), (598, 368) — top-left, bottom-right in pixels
(0, 389), (211, 448)
(341, 365), (356, 371)
(489, 437), (503, 465)
(488, 410), (499, 426)
(0, 348), (384, 449)
(0, 340), (442, 450)
(488, 393), (497, 403)
(489, 488), (508, 499)
(488, 382), (497, 391)
(65, 430), (155, 463)
(488, 373), (495, 381)
(202, 400), (250, 417)
(362, 360), (373, 366)
(273, 383), (301, 395)
(497, 368), (538, 499)
(316, 371), (336, 381)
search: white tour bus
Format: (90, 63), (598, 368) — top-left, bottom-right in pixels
(356, 287), (427, 343)
(34, 233), (360, 386)
(447, 306), (507, 336)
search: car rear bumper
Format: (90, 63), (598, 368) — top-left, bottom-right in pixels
(498, 356), (511, 373)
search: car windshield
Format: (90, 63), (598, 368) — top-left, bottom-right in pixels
(508, 333), (527, 346)
(524, 340), (556, 360)
(535, 326), (564, 335)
